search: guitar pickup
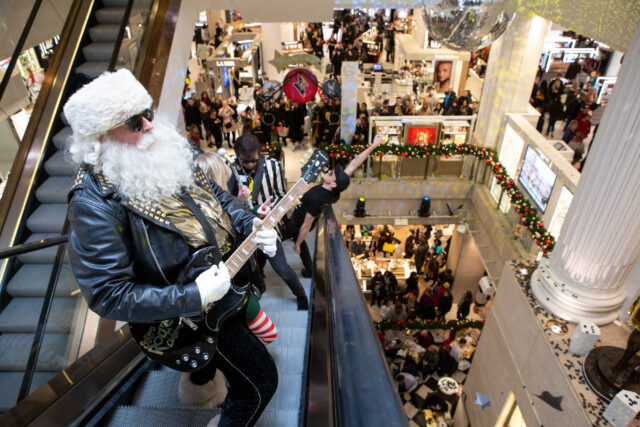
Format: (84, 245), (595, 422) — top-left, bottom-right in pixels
(180, 317), (198, 331)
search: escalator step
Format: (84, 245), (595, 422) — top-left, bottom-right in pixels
(45, 151), (76, 176)
(36, 176), (75, 204)
(0, 297), (79, 333)
(0, 372), (57, 413)
(83, 42), (116, 62)
(18, 233), (70, 264)
(0, 333), (71, 371)
(268, 346), (305, 375)
(26, 204), (68, 234)
(52, 126), (72, 151)
(266, 373), (302, 411)
(106, 406), (297, 427)
(76, 61), (109, 78)
(89, 24), (121, 43)
(7, 264), (78, 298)
(95, 8), (125, 25)
(132, 370), (182, 407)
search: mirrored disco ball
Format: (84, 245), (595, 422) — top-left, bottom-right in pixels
(421, 0), (516, 50)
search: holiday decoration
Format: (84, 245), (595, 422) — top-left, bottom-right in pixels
(474, 392), (491, 410)
(261, 142), (282, 159)
(283, 68), (318, 103)
(319, 141), (556, 252)
(421, 0), (516, 51)
(569, 320), (600, 356)
(603, 390), (640, 426)
(268, 50), (322, 73)
(375, 319), (484, 334)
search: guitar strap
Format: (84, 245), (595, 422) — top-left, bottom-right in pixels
(178, 189), (223, 265)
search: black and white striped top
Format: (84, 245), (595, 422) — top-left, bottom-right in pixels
(227, 156), (287, 214)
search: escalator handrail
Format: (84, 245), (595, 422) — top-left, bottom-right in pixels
(321, 206), (408, 426)
(17, 220), (70, 401)
(108, 0), (135, 71)
(0, 234), (67, 260)
(0, 0), (44, 103)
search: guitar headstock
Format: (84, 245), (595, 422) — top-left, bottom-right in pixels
(300, 149), (330, 184)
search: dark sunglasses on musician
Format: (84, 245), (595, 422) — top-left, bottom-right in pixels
(113, 108), (154, 132)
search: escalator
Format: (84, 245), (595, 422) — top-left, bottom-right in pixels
(0, 0), (154, 412)
(104, 239), (314, 427)
(0, 0), (407, 423)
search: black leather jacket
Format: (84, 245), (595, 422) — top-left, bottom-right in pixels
(67, 168), (255, 323)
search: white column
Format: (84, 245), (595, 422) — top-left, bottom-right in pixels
(261, 23), (282, 81)
(473, 14), (550, 149)
(531, 22), (640, 325)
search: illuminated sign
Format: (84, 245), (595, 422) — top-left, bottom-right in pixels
(216, 60), (237, 67)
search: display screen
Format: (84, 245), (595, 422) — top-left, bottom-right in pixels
(372, 64), (382, 71)
(405, 125), (438, 145)
(518, 146), (557, 212)
(222, 67), (230, 88)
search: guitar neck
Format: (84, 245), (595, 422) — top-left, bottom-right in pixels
(224, 178), (309, 278)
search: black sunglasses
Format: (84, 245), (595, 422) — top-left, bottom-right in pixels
(117, 108), (154, 132)
(238, 156), (259, 166)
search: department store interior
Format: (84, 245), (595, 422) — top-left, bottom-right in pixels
(0, 0), (639, 426)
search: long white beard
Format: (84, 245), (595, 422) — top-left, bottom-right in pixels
(96, 121), (194, 202)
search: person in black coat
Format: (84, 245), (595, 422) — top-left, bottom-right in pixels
(414, 238), (429, 275)
(545, 96), (564, 137)
(437, 288), (453, 321)
(287, 102), (306, 150)
(404, 272), (419, 297)
(183, 93), (201, 133)
(457, 291), (473, 320)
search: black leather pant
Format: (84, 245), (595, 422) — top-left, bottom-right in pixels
(190, 315), (278, 426)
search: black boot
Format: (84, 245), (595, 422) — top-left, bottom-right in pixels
(297, 295), (309, 310)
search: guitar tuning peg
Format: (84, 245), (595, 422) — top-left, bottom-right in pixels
(307, 149), (313, 155)
(299, 159), (306, 164)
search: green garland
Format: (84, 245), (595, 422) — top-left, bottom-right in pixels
(260, 142), (282, 159)
(375, 319), (484, 334)
(320, 142), (556, 253)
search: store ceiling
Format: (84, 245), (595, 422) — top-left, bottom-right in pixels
(337, 0), (638, 52)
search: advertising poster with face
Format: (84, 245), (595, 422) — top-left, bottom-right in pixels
(434, 60), (452, 92)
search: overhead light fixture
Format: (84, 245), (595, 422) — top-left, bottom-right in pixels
(418, 196), (431, 217)
(354, 197), (367, 217)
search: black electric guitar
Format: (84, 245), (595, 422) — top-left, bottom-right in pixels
(129, 149), (329, 371)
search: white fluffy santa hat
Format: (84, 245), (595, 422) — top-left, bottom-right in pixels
(63, 69), (153, 140)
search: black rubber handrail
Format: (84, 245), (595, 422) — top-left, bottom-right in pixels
(18, 220), (70, 401)
(0, 234), (68, 260)
(308, 206), (407, 426)
(108, 0), (136, 71)
(0, 0), (44, 104)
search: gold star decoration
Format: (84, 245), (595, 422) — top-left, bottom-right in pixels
(268, 50), (322, 73)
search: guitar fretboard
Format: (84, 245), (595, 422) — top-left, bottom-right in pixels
(224, 178), (309, 278)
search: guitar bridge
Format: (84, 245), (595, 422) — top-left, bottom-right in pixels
(180, 317), (198, 331)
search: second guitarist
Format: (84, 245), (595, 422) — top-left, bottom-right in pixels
(227, 134), (310, 310)
(64, 70), (278, 426)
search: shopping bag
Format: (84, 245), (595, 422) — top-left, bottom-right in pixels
(382, 242), (395, 253)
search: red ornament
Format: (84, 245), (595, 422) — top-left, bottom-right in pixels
(329, 153), (334, 157)
(497, 174), (503, 180)
(283, 68), (318, 103)
(538, 221), (543, 228)
(340, 151), (345, 155)
(545, 239), (551, 245)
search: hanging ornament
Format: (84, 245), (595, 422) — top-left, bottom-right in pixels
(421, 0), (517, 50)
(283, 68), (318, 103)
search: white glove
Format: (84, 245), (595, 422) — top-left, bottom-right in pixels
(195, 261), (231, 310)
(253, 218), (278, 257)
